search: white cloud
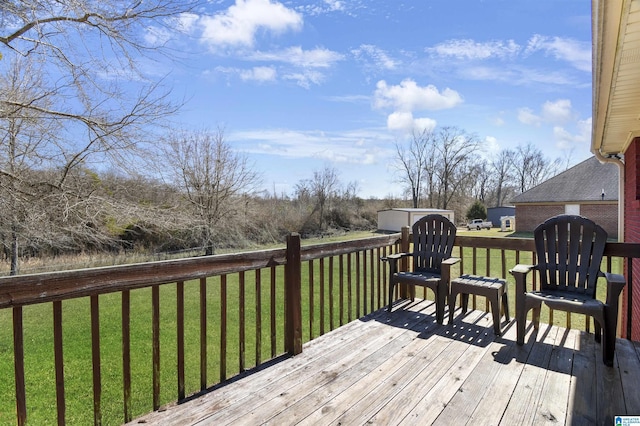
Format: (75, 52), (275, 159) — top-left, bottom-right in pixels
(386, 112), (437, 133)
(554, 117), (592, 149)
(484, 136), (501, 155)
(240, 66), (277, 82)
(248, 46), (344, 68)
(519, 99), (574, 126)
(517, 107), (541, 126)
(230, 128), (393, 165)
(144, 26), (173, 46)
(387, 111), (415, 131)
(525, 35), (591, 72)
(541, 99), (573, 124)
(428, 39), (520, 60)
(413, 117), (438, 133)
(352, 44), (399, 70)
(373, 79), (463, 111)
(283, 70), (325, 88)
(323, 0), (344, 12)
(199, 0), (302, 49)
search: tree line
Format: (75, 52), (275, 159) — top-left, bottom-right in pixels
(0, 1), (564, 275)
(393, 127), (563, 212)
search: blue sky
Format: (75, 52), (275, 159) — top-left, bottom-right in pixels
(151, 0), (593, 198)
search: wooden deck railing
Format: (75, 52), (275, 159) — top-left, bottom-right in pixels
(1, 231), (639, 425)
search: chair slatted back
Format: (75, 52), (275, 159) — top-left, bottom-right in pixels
(534, 215), (607, 296)
(412, 214), (456, 274)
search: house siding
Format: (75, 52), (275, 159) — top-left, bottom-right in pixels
(624, 139), (640, 341)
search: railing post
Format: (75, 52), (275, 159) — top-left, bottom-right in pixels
(400, 226), (411, 299)
(285, 233), (302, 355)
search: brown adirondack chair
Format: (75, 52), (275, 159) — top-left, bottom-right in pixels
(383, 214), (459, 324)
(510, 214), (626, 366)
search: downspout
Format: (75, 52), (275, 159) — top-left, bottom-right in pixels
(594, 150), (624, 241)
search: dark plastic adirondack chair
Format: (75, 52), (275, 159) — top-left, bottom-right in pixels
(383, 214), (459, 324)
(510, 214), (626, 366)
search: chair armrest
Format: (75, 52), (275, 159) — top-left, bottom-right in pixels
(442, 257), (461, 266)
(510, 264), (535, 275)
(440, 257), (460, 284)
(380, 252), (411, 276)
(509, 264), (535, 295)
(604, 272), (626, 306)
(380, 252), (411, 262)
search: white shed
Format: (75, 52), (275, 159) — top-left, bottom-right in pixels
(377, 208), (455, 232)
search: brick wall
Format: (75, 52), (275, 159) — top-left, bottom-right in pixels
(514, 204), (564, 233)
(579, 203), (619, 238)
(514, 203), (618, 238)
(624, 139), (640, 341)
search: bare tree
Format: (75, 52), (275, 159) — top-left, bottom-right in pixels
(393, 129), (436, 208)
(162, 128), (261, 255)
(490, 149), (515, 206)
(432, 127), (482, 209)
(511, 143), (560, 193)
(295, 166), (341, 231)
(0, 1), (193, 272)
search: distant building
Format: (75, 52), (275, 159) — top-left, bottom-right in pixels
(487, 206), (515, 227)
(510, 156), (618, 238)
(377, 208), (455, 232)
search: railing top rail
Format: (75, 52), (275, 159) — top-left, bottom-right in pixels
(1, 232), (636, 310)
(0, 248), (287, 309)
(300, 233), (400, 261)
(454, 235), (640, 258)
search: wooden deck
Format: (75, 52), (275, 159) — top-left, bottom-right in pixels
(129, 299), (640, 425)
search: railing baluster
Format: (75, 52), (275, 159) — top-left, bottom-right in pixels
(356, 251), (361, 318)
(122, 290), (131, 423)
(348, 253), (353, 322)
(320, 258), (325, 336)
(329, 256), (335, 331)
(220, 275), (227, 381)
(199, 278), (207, 391)
(91, 295), (102, 425)
(339, 254), (345, 327)
(152, 285), (160, 410)
(376, 248), (382, 310)
(177, 281), (185, 400)
(13, 307), (26, 426)
(255, 270), (262, 367)
(53, 300), (65, 425)
(370, 249), (376, 312)
(270, 266), (277, 358)
(308, 260), (314, 339)
(239, 272), (245, 372)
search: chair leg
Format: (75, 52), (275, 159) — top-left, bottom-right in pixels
(594, 319), (602, 343)
(461, 293), (469, 314)
(502, 292), (510, 321)
(516, 311), (526, 345)
(531, 306), (541, 331)
(603, 310), (617, 366)
(489, 294), (501, 336)
(388, 282), (395, 312)
(448, 290), (458, 324)
(436, 284), (447, 325)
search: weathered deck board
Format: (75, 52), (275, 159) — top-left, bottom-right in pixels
(128, 299), (640, 426)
